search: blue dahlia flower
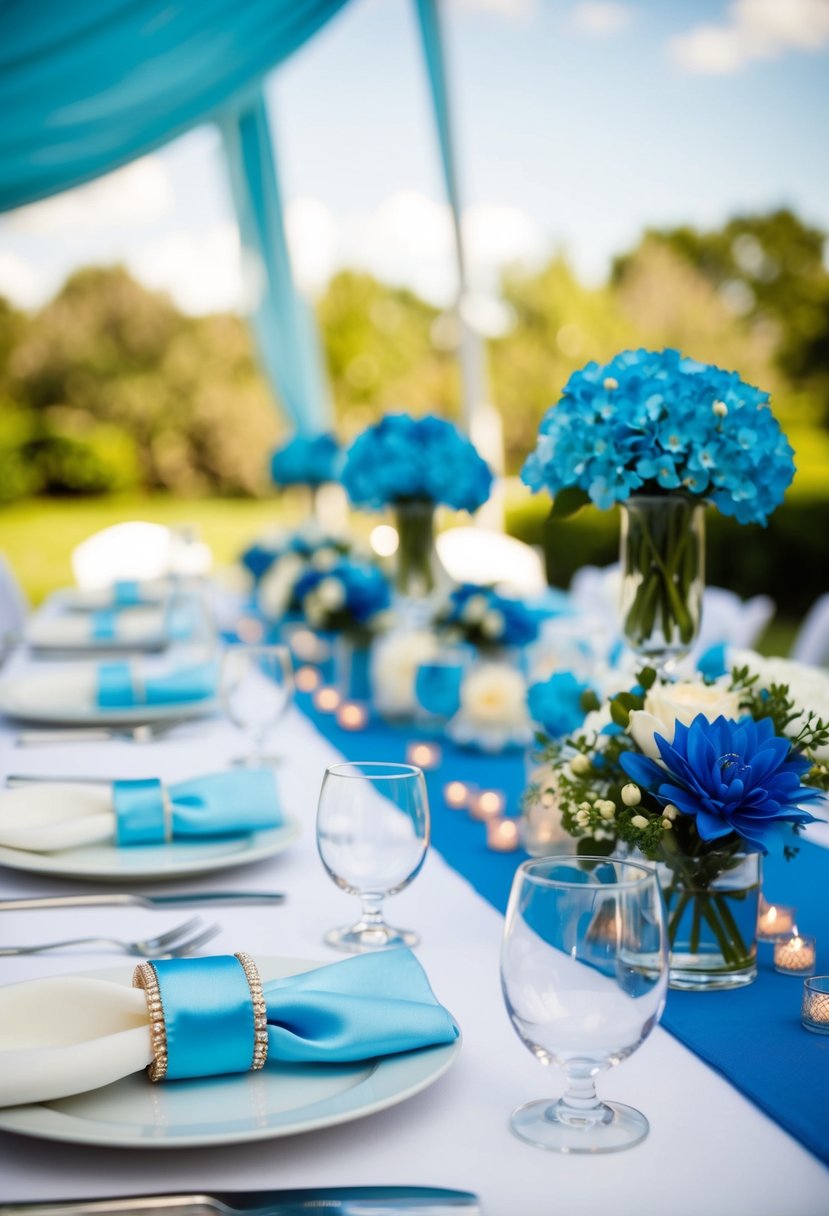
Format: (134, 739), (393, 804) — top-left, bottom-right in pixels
(342, 414), (493, 512)
(271, 434), (340, 488)
(521, 349), (795, 526)
(620, 713), (821, 853)
(528, 671), (591, 737)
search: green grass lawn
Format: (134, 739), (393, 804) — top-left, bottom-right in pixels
(0, 491), (801, 656)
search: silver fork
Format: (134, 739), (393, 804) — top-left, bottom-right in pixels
(0, 916), (221, 957)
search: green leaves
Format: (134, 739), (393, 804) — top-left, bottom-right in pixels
(548, 486), (590, 519)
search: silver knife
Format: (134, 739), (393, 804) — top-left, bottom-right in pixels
(0, 1188), (480, 1215)
(0, 892), (286, 911)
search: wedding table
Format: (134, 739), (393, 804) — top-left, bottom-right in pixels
(0, 656), (827, 1215)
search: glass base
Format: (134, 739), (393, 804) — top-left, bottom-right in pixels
(324, 922), (419, 953)
(669, 955), (757, 991)
(509, 1098), (649, 1154)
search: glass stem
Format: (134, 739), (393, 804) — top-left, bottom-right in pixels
(359, 894), (386, 927)
(553, 1075), (608, 1127)
(249, 726), (266, 767)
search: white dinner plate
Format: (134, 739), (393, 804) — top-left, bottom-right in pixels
(0, 820), (300, 882)
(0, 957), (460, 1148)
(0, 665), (217, 727)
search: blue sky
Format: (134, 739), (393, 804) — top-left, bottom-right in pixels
(2, 0), (828, 317)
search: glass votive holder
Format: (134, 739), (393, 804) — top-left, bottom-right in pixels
(802, 976), (829, 1035)
(757, 897), (797, 941)
(774, 933), (817, 976)
(406, 742), (442, 770)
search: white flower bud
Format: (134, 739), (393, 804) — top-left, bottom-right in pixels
(712, 400), (728, 418)
(578, 801), (591, 813)
(570, 753), (590, 775)
(621, 783), (641, 807)
(575, 809), (591, 826)
(631, 814), (649, 830)
(599, 802), (616, 821)
(663, 804), (679, 821)
(661, 818), (673, 830)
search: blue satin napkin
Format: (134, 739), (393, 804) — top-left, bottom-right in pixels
(96, 660), (218, 708)
(113, 769), (282, 846)
(150, 949), (459, 1081)
(91, 611), (118, 640)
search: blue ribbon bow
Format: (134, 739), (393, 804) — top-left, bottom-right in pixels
(97, 660), (218, 708)
(149, 950), (458, 1082)
(113, 769), (282, 846)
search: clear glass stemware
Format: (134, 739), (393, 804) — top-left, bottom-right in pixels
(220, 643), (294, 766)
(501, 855), (668, 1153)
(316, 761), (430, 952)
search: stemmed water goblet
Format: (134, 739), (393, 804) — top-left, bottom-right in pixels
(316, 761), (430, 952)
(501, 855), (668, 1153)
(220, 643), (294, 766)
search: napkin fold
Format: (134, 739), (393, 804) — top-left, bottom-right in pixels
(96, 659), (218, 707)
(0, 770), (282, 852)
(0, 950), (459, 1107)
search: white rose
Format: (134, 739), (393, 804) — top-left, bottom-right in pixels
(316, 576), (346, 611)
(372, 629), (439, 717)
(480, 609), (505, 640)
(448, 662), (532, 753)
(461, 594), (488, 624)
(629, 680), (741, 760)
(311, 547), (340, 572)
(258, 553), (304, 619)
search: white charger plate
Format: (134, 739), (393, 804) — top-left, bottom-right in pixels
(0, 820), (300, 882)
(0, 956), (460, 1148)
(0, 666), (217, 727)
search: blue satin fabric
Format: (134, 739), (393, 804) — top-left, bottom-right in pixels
(113, 581), (142, 607)
(147, 949), (458, 1082)
(415, 661), (464, 720)
(91, 611), (117, 640)
(153, 956), (254, 1081)
(96, 660), (217, 707)
(113, 778), (166, 846)
(113, 769), (282, 846)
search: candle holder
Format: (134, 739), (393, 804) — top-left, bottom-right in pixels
(486, 817), (520, 852)
(444, 781), (472, 809)
(757, 898), (796, 941)
(313, 686), (341, 714)
(295, 665), (321, 693)
(406, 742), (442, 770)
(802, 976), (829, 1035)
(774, 933), (816, 976)
(336, 701), (368, 731)
(469, 790), (506, 821)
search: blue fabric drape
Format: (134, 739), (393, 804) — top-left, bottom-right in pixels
(220, 93), (332, 433)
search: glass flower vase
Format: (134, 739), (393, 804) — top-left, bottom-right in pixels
(619, 495), (705, 673)
(394, 501), (442, 600)
(657, 850), (760, 990)
(335, 634), (373, 702)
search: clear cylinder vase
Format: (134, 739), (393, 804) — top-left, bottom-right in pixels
(619, 495), (705, 673)
(394, 501), (441, 600)
(658, 851), (760, 990)
(334, 635), (373, 702)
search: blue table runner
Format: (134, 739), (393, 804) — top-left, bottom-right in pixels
(297, 691), (829, 1166)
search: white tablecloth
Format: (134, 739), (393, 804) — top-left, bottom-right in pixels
(0, 689), (826, 1214)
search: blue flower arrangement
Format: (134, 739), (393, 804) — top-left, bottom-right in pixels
(241, 528), (350, 587)
(271, 434), (340, 488)
(342, 414), (493, 512)
(525, 661), (827, 982)
(528, 671), (594, 739)
(521, 348), (795, 525)
(433, 583), (539, 650)
(294, 557), (392, 638)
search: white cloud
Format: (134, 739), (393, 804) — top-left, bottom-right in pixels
(9, 157), (173, 234)
(570, 2), (633, 36)
(0, 251), (45, 309)
(127, 223), (243, 314)
(671, 0), (829, 75)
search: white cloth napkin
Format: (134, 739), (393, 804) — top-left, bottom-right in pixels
(26, 608), (166, 649)
(0, 784), (115, 851)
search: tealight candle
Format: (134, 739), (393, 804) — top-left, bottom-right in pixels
(470, 789), (506, 821)
(444, 780), (472, 809)
(295, 665), (321, 693)
(802, 976), (829, 1035)
(486, 817), (520, 852)
(757, 899), (796, 940)
(337, 701), (368, 731)
(406, 742), (442, 770)
(313, 686), (341, 714)
(774, 932), (817, 976)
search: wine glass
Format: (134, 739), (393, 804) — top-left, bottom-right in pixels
(220, 644), (294, 766)
(317, 762), (430, 952)
(501, 855), (668, 1153)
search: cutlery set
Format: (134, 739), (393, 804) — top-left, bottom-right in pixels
(0, 1187), (481, 1214)
(0, 916), (221, 958)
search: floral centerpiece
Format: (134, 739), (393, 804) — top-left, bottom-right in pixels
(250, 528), (350, 616)
(342, 414), (493, 597)
(432, 584), (539, 653)
(521, 349), (796, 669)
(525, 663), (826, 989)
(270, 434), (341, 488)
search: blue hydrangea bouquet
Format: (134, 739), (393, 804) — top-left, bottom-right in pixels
(294, 557), (392, 642)
(342, 414), (493, 597)
(522, 349), (796, 668)
(526, 662), (827, 989)
(270, 433), (341, 488)
(433, 583), (539, 653)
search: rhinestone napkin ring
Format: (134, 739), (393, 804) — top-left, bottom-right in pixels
(132, 962), (168, 1082)
(235, 951), (268, 1070)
